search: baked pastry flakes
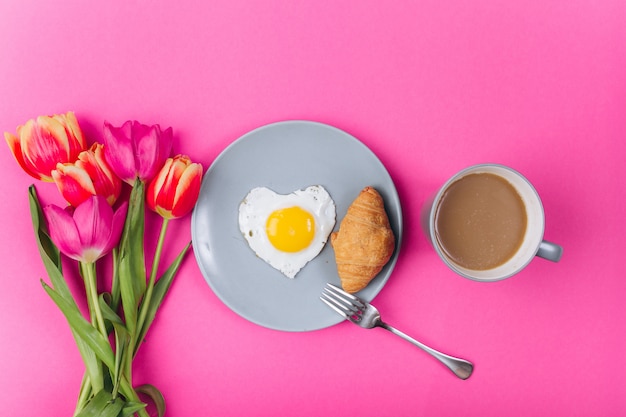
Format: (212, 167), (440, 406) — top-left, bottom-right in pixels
(330, 186), (395, 293)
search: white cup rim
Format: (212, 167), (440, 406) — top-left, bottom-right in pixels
(429, 164), (546, 282)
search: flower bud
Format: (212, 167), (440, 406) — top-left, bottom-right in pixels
(147, 155), (203, 219)
(103, 120), (172, 185)
(52, 143), (122, 206)
(4, 112), (87, 181)
(44, 196), (128, 264)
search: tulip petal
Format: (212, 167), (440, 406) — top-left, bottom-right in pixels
(73, 196), (113, 257)
(28, 117), (74, 177)
(103, 202), (128, 254)
(5, 113), (87, 182)
(52, 164), (96, 207)
(103, 120), (137, 183)
(44, 196), (126, 263)
(5, 131), (42, 180)
(36, 115), (71, 156)
(44, 205), (84, 261)
(19, 120), (60, 181)
(172, 162), (203, 218)
(103, 120), (172, 184)
(156, 158), (182, 210)
(25, 117), (82, 182)
(57, 111), (86, 151)
(134, 123), (159, 180)
(146, 158), (172, 212)
(78, 145), (122, 205)
(91, 143), (119, 183)
(147, 155), (203, 219)
(135, 124), (172, 181)
(51, 144), (122, 207)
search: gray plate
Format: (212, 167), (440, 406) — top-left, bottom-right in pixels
(191, 120), (402, 332)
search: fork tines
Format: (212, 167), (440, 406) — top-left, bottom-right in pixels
(320, 283), (365, 321)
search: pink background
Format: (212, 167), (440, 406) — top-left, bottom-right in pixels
(1, 0), (625, 415)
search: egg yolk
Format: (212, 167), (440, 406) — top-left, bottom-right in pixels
(266, 206), (315, 252)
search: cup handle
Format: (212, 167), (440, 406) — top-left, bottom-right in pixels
(536, 240), (563, 262)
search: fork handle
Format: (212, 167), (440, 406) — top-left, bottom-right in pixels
(378, 323), (474, 380)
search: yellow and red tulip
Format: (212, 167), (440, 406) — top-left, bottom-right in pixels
(4, 111), (87, 182)
(147, 155), (203, 219)
(103, 120), (173, 185)
(43, 195), (128, 264)
(52, 143), (122, 207)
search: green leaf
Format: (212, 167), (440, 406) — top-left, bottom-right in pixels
(134, 242), (191, 355)
(75, 390), (125, 417)
(136, 384), (166, 417)
(28, 185), (61, 270)
(29, 187), (106, 391)
(99, 294), (130, 397)
(73, 330), (105, 393)
(118, 377), (148, 416)
(99, 294), (126, 330)
(42, 281), (115, 370)
(28, 186), (75, 303)
(117, 179), (147, 335)
(121, 402), (147, 417)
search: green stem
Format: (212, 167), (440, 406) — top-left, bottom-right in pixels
(123, 218), (170, 396)
(123, 351), (133, 405)
(134, 217), (170, 352)
(111, 331), (122, 399)
(73, 373), (91, 416)
(119, 376), (150, 417)
(79, 262), (106, 394)
(110, 248), (121, 311)
(83, 261), (107, 337)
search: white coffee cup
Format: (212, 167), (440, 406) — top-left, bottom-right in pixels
(422, 164), (562, 281)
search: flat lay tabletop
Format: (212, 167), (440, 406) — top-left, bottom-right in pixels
(1, 1), (624, 416)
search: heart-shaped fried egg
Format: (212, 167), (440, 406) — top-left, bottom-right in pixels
(238, 185), (336, 278)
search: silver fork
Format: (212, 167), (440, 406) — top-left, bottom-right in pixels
(321, 283), (474, 380)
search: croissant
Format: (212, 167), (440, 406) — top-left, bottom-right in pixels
(330, 186), (395, 293)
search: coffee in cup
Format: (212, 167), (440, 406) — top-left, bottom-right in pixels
(422, 164), (562, 281)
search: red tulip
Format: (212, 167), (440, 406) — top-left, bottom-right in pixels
(4, 112), (87, 182)
(52, 143), (122, 207)
(103, 120), (172, 185)
(44, 196), (128, 263)
(147, 155), (203, 219)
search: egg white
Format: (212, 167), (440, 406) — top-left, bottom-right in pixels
(238, 185), (336, 278)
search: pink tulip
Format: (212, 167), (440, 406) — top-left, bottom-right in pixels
(4, 112), (87, 182)
(147, 155), (203, 219)
(52, 143), (122, 207)
(103, 120), (172, 185)
(44, 196), (128, 263)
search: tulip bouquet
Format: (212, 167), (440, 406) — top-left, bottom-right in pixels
(5, 112), (203, 416)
